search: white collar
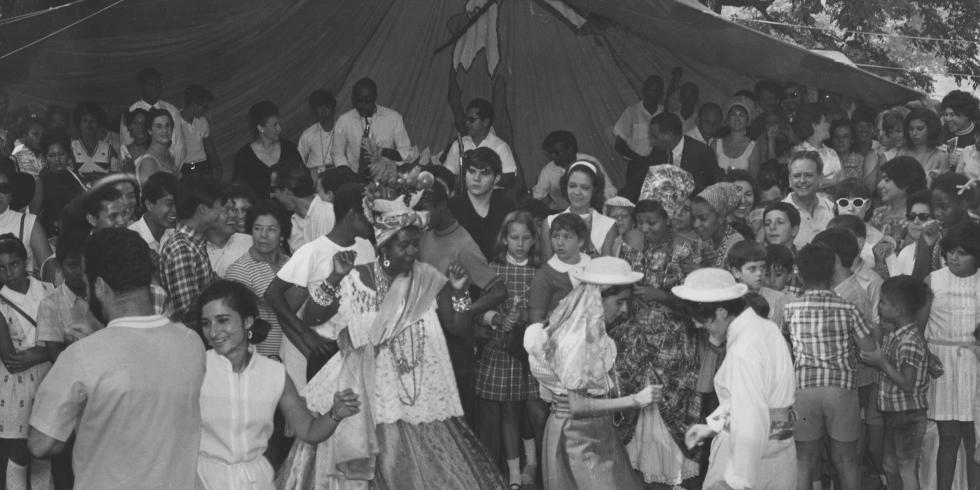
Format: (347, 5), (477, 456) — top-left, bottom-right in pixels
(106, 314), (169, 329)
(547, 253), (590, 273)
(672, 136), (685, 156)
(506, 254), (528, 266)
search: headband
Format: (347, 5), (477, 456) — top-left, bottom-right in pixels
(568, 160), (598, 175)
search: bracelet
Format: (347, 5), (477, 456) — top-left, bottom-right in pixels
(328, 407), (343, 422)
(451, 290), (472, 313)
(310, 281), (339, 307)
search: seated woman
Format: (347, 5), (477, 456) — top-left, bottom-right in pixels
(896, 108), (948, 183)
(540, 161), (616, 259)
(71, 101), (118, 183)
(724, 169), (759, 239)
(197, 280), (360, 489)
(134, 108), (178, 185)
(279, 183), (505, 489)
(233, 101), (302, 199)
(711, 96), (763, 176)
(692, 182), (746, 267)
(523, 256), (655, 490)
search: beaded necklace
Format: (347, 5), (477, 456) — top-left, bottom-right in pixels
(372, 261), (425, 406)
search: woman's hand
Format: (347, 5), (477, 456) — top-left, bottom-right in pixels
(330, 389), (361, 420)
(331, 251), (357, 279)
(872, 236), (896, 264)
(922, 220), (942, 247)
(631, 384), (661, 408)
(685, 423), (715, 449)
(5, 347), (47, 373)
(447, 262), (470, 291)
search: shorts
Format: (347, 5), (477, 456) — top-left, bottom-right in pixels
(882, 409), (927, 460)
(795, 386), (861, 442)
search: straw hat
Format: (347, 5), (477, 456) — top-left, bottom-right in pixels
(671, 268), (748, 302)
(570, 256), (643, 286)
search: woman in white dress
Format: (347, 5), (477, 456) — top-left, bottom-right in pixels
(134, 108), (177, 185)
(70, 102), (118, 183)
(712, 96), (762, 176)
(540, 161), (617, 259)
(278, 188), (505, 489)
(197, 280), (360, 490)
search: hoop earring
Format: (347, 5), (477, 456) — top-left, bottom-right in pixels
(382, 256), (391, 268)
(247, 330), (253, 340)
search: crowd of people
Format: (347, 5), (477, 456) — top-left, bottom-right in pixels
(0, 65), (979, 490)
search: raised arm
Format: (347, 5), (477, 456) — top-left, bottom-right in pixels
(437, 262), (476, 340)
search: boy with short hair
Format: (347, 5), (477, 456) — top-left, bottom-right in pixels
(764, 244), (795, 293)
(726, 240), (789, 325)
(298, 90), (337, 178)
(861, 275), (933, 490)
(783, 243), (877, 490)
(448, 147), (516, 259)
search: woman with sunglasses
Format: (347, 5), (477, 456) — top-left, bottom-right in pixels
(832, 178), (883, 266)
(875, 190), (932, 277)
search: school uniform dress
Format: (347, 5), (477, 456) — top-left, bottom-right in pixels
(925, 267), (980, 421)
(0, 278), (52, 438)
(475, 262), (538, 401)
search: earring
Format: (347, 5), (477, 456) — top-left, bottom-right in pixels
(382, 256), (391, 268)
(247, 330), (253, 340)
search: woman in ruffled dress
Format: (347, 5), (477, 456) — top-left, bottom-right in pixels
(278, 181), (505, 489)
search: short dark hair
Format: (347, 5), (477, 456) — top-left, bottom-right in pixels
(796, 243), (836, 288)
(833, 178), (870, 199)
(0, 233), (27, 261)
(726, 240), (767, 270)
(248, 100), (279, 130)
(466, 98), (495, 125)
(270, 162), (314, 198)
(650, 112), (683, 137)
(684, 297), (749, 324)
(136, 67), (161, 84)
(634, 199), (669, 221)
(462, 147), (502, 176)
(813, 227), (860, 268)
(39, 129), (70, 155)
(881, 275), (933, 318)
(829, 118), (854, 140)
(124, 107), (149, 127)
(142, 172), (179, 205)
(850, 105), (877, 126)
(184, 84), (214, 107)
(146, 107), (173, 128)
(757, 159), (788, 194)
(73, 101), (107, 128)
(765, 244), (794, 271)
(940, 221), (980, 262)
(763, 201), (801, 228)
(84, 185), (123, 218)
(550, 213), (588, 241)
(222, 182), (256, 205)
(333, 183), (365, 223)
(353, 78), (378, 97)
(244, 199), (292, 253)
(941, 90), (980, 119)
(931, 172), (969, 202)
(198, 280), (271, 344)
(788, 150), (824, 175)
(309, 90), (337, 111)
(881, 156), (927, 193)
(904, 108), (943, 148)
(175, 175), (223, 220)
(85, 228), (153, 293)
(542, 130), (577, 153)
(427, 165), (457, 196)
(559, 161), (606, 211)
(698, 102), (723, 119)
(907, 189), (932, 215)
(790, 103), (827, 141)
(827, 214), (867, 240)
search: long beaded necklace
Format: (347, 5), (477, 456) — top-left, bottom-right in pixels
(372, 261), (425, 406)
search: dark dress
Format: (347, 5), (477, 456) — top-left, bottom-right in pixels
(232, 140), (303, 198)
(38, 168), (85, 236)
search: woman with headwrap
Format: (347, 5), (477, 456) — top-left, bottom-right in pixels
(613, 165), (706, 487)
(278, 181), (505, 489)
(692, 182), (748, 268)
(523, 257), (654, 490)
(711, 96), (763, 176)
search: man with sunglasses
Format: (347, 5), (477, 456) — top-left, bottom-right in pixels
(332, 78), (411, 175)
(443, 99), (518, 190)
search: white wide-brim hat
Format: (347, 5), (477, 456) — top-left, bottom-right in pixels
(671, 268), (748, 302)
(570, 256), (644, 286)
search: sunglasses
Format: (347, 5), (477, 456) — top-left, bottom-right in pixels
(907, 212), (931, 222)
(0, 183), (10, 195)
(836, 198), (867, 208)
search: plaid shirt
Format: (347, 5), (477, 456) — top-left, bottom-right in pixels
(782, 289), (873, 390)
(877, 323), (929, 412)
(159, 224), (214, 334)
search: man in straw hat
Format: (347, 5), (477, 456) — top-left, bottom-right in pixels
(674, 268), (796, 490)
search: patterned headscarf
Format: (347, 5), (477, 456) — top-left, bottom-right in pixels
(639, 164), (695, 219)
(697, 182), (743, 217)
(365, 190), (429, 246)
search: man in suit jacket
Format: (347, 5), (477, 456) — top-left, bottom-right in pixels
(619, 112), (721, 202)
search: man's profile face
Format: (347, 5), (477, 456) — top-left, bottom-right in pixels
(649, 123), (677, 152)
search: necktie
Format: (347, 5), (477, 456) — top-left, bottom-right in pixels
(358, 117), (373, 176)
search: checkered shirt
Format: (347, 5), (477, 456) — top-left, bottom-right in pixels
(782, 289), (873, 390)
(877, 323), (929, 412)
(159, 224), (215, 334)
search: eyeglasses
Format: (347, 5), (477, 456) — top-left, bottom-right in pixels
(0, 183), (11, 195)
(907, 212), (931, 222)
(835, 198), (867, 208)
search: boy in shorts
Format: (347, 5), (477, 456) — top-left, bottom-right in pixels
(861, 275), (932, 490)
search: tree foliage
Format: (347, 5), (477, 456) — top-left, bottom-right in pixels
(700, 0), (980, 92)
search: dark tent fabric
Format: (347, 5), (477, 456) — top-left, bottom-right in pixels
(0, 0), (921, 187)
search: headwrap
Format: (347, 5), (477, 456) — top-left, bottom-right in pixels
(725, 95), (759, 123)
(697, 182), (743, 217)
(524, 283), (616, 395)
(638, 164), (695, 219)
(603, 196), (635, 213)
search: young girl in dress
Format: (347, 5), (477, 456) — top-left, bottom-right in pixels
(529, 213), (590, 324)
(0, 234), (53, 490)
(924, 222), (980, 490)
(476, 211), (546, 489)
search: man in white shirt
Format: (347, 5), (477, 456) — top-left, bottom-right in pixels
(613, 75), (664, 163)
(178, 85), (221, 179)
(128, 172), (177, 259)
(532, 130), (617, 211)
(264, 183), (375, 388)
(120, 68), (183, 164)
(443, 98), (518, 189)
(332, 78), (411, 175)
(269, 162), (334, 252)
(686, 103), (723, 147)
(298, 90), (337, 179)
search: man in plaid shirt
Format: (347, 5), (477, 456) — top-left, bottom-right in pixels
(159, 175), (224, 337)
(861, 276), (932, 490)
(782, 244), (877, 490)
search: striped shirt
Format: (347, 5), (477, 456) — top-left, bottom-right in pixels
(224, 251), (289, 358)
(782, 289), (873, 390)
(877, 323), (929, 412)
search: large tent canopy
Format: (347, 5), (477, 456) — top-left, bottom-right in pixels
(0, 0), (921, 186)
